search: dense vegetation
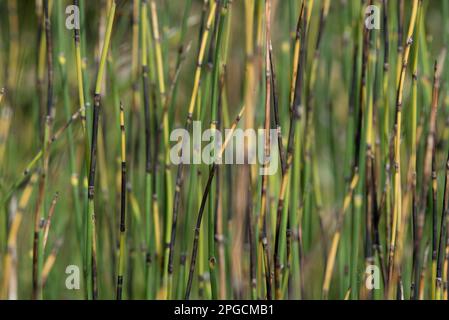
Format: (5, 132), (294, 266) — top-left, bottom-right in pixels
(1, 0), (449, 300)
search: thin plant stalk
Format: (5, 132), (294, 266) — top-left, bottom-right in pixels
(185, 105), (246, 299)
(168, 0), (218, 299)
(116, 103), (127, 300)
(86, 0), (116, 299)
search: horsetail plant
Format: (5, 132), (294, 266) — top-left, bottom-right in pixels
(86, 0), (116, 299)
(116, 102), (127, 300)
(2, 0), (449, 302)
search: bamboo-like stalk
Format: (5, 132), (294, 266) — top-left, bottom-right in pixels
(154, 41), (191, 299)
(168, 0), (218, 299)
(32, 0), (54, 300)
(116, 103), (127, 300)
(54, 0), (84, 271)
(387, 0), (420, 298)
(185, 105), (246, 299)
(339, 6), (361, 297)
(217, 6), (232, 300)
(257, 0), (273, 301)
(363, 17), (379, 300)
(205, 0), (231, 300)
(127, 6), (141, 291)
(148, 0), (175, 298)
(86, 0), (116, 299)
(72, 0), (93, 299)
(140, 0), (155, 300)
(396, 0), (420, 299)
(350, 1), (370, 299)
(287, 1), (306, 299)
(146, 7), (167, 291)
(273, 155), (292, 299)
(252, 0), (266, 298)
(381, 1), (391, 258)
(299, 0), (317, 260)
(73, 0), (88, 143)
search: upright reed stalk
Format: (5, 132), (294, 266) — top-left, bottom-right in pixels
(32, 0), (53, 300)
(387, 0), (420, 299)
(185, 105), (246, 299)
(116, 103), (127, 299)
(86, 0), (116, 299)
(168, 0), (218, 299)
